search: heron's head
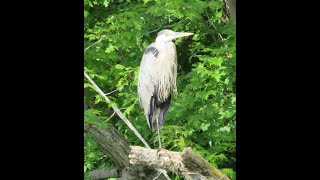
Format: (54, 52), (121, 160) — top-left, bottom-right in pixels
(155, 29), (194, 43)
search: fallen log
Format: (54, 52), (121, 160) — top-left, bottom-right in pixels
(129, 146), (230, 180)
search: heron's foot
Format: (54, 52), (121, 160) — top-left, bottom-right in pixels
(156, 148), (162, 158)
(156, 148), (171, 159)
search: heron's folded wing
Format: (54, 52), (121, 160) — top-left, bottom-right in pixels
(137, 44), (159, 128)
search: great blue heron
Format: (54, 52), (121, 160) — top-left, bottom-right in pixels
(138, 29), (194, 148)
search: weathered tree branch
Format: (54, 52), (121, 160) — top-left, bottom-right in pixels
(129, 146), (230, 180)
(84, 35), (106, 52)
(85, 124), (131, 168)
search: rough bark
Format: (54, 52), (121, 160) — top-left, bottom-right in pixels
(88, 167), (119, 179)
(182, 148), (229, 179)
(85, 124), (131, 168)
(223, 0), (236, 22)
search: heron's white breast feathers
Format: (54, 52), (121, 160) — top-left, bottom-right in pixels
(155, 42), (177, 102)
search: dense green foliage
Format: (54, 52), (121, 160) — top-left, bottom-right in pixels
(84, 0), (236, 179)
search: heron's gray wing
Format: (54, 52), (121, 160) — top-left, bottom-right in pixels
(137, 43), (159, 129)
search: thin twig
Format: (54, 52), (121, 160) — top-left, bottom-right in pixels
(85, 35), (106, 52)
(148, 26), (163, 34)
(105, 89), (118, 96)
(155, 169), (171, 180)
(84, 71), (151, 149)
(104, 111), (115, 122)
(206, 11), (225, 40)
(118, 48), (125, 63)
(104, 107), (126, 122)
(162, 172), (171, 180)
(152, 171), (162, 180)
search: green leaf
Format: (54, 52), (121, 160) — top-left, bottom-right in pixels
(88, 152), (96, 158)
(216, 11), (223, 18)
(105, 44), (117, 53)
(221, 168), (236, 179)
(200, 123), (210, 131)
(84, 83), (94, 89)
(213, 70), (222, 82)
(231, 97), (236, 104)
(103, 0), (109, 7)
(224, 77), (230, 85)
(115, 64), (125, 70)
(84, 10), (89, 18)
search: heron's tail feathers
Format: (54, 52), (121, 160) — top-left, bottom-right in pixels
(151, 108), (161, 132)
(148, 94), (171, 132)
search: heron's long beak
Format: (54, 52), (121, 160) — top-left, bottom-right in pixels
(173, 32), (194, 39)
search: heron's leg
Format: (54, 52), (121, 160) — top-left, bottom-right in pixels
(156, 127), (171, 160)
(156, 127), (163, 159)
(155, 117), (162, 149)
(157, 127), (161, 149)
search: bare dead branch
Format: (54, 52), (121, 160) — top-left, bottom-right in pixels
(105, 88), (118, 96)
(85, 35), (106, 52)
(103, 111), (116, 122)
(84, 71), (151, 149)
(104, 107), (126, 122)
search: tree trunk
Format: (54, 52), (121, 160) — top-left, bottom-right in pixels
(85, 124), (131, 168)
(223, 0), (236, 22)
